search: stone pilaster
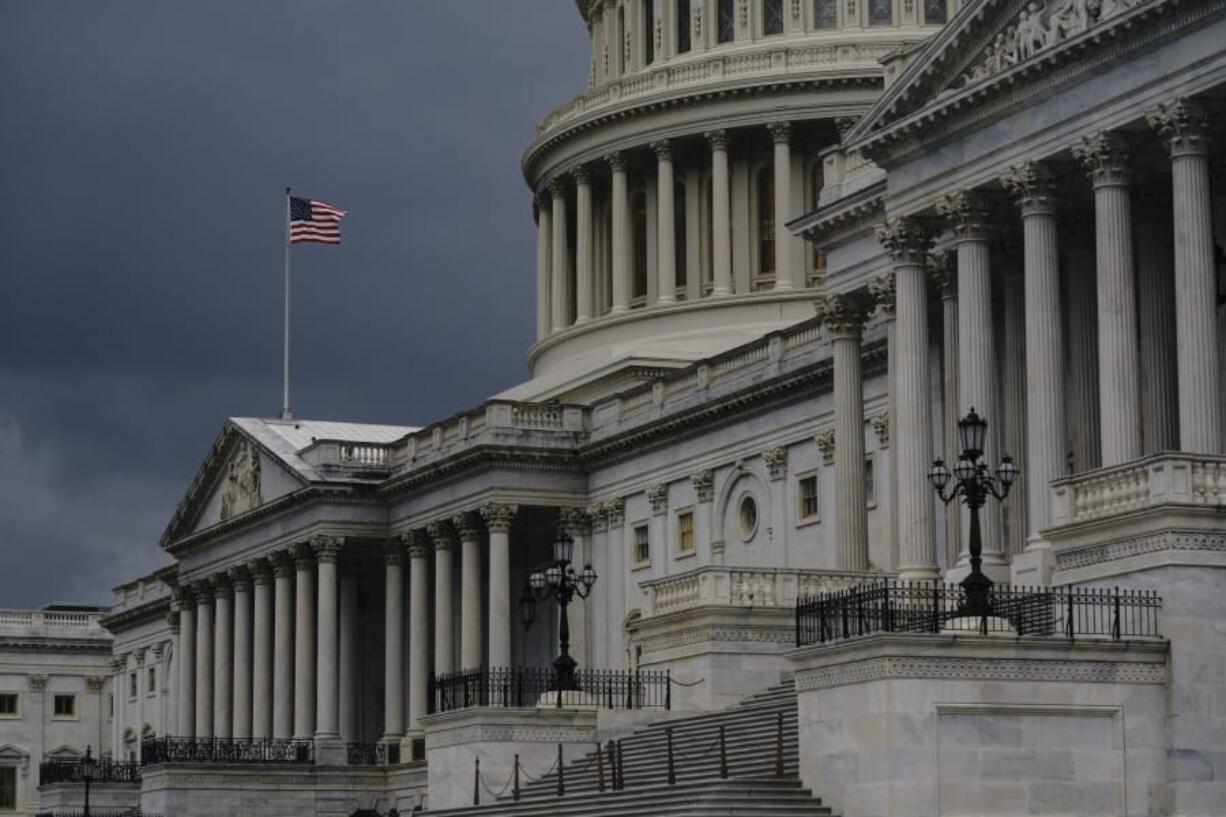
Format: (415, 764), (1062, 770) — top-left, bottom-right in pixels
(929, 252), (961, 570)
(869, 270), (899, 571)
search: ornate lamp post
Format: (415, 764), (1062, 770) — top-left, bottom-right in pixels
(80, 745), (96, 817)
(519, 532), (597, 691)
(928, 409), (1020, 615)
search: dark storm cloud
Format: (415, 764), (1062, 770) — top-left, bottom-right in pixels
(0, 1), (590, 606)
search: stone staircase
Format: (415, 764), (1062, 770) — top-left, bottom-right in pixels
(430, 681), (836, 816)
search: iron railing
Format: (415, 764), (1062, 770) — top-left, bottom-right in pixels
(36, 811), (158, 817)
(140, 737), (313, 766)
(429, 666), (671, 713)
(345, 741), (400, 766)
(40, 758), (141, 785)
(795, 580), (1162, 647)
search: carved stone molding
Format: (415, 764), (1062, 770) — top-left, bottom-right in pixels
(270, 551), (295, 579)
(227, 565), (251, 592)
(646, 483), (669, 516)
(135, 650), (146, 667)
(428, 723), (597, 750)
(815, 429), (836, 465)
(937, 190), (992, 241)
(868, 273), (896, 317)
(796, 655), (1167, 691)
(587, 503), (609, 532)
(763, 446), (789, 481)
(209, 571), (232, 597)
(383, 539), (404, 566)
(1072, 132), (1131, 188)
(639, 623), (794, 654)
(692, 469), (715, 503)
(547, 176), (567, 199)
(480, 503), (518, 534)
(85, 675), (106, 692)
(1000, 160), (1059, 216)
(190, 579), (213, 601)
(869, 412), (890, 447)
(1055, 529), (1226, 571)
(28, 674), (49, 692)
(570, 164), (592, 186)
(874, 218), (930, 265)
(248, 558), (272, 586)
(1146, 97), (1211, 158)
(290, 541), (316, 570)
(604, 497), (626, 527)
(219, 439), (262, 522)
(833, 116), (860, 139)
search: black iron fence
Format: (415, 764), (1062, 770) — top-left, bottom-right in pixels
(140, 737), (314, 766)
(346, 741), (400, 766)
(429, 666), (671, 713)
(39, 758), (141, 785)
(796, 580), (1162, 646)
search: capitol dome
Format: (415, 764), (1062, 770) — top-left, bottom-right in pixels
(504, 0), (946, 401)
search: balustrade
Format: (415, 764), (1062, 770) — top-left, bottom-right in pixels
(1050, 452), (1226, 526)
(643, 567), (884, 616)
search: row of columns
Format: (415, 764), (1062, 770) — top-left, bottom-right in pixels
(536, 120), (804, 338)
(825, 96), (1221, 578)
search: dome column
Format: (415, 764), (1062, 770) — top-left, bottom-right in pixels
(607, 152), (630, 313)
(549, 178), (570, 332)
(706, 130), (733, 296)
(574, 166), (595, 323)
(535, 193), (552, 339)
(823, 294), (870, 571)
(769, 121), (794, 292)
(652, 140), (677, 305)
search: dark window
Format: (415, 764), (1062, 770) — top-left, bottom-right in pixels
(147, 667), (156, 694)
(634, 524), (650, 564)
(923, 0), (947, 23)
(678, 512), (695, 554)
(53, 694), (75, 718)
(812, 163), (827, 273)
(675, 182), (687, 291)
(814, 0), (838, 28)
(869, 0), (893, 25)
(617, 8), (626, 73)
(643, 0), (655, 64)
(764, 0), (785, 34)
(678, 0), (692, 52)
(0, 766), (15, 810)
(718, 0), (736, 42)
(0, 694), (16, 717)
(632, 190), (649, 300)
(800, 476), (819, 520)
(757, 167), (776, 278)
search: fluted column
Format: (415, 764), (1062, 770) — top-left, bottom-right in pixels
(250, 560), (273, 740)
(313, 536), (342, 752)
(939, 190), (1006, 578)
(769, 122), (794, 291)
(292, 543), (316, 741)
(869, 272), (899, 571)
(550, 178), (570, 331)
(574, 166), (595, 323)
(652, 140), (677, 304)
(1073, 133), (1142, 465)
(706, 130), (732, 296)
(404, 531), (431, 735)
(211, 574), (233, 739)
(454, 512), (484, 671)
(824, 294), (869, 571)
(193, 582), (214, 738)
(338, 575), (359, 744)
(230, 567), (253, 739)
(930, 254), (962, 570)
(176, 593), (195, 738)
(481, 504), (517, 670)
(1148, 99), (1223, 454)
(271, 553), (295, 740)
(607, 152), (631, 313)
(1002, 162), (1065, 558)
(428, 521), (456, 675)
(382, 542), (405, 742)
(535, 193), (552, 339)
(876, 220), (938, 578)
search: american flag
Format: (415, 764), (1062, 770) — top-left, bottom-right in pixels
(289, 196), (346, 245)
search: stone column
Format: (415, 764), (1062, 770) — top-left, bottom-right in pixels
(404, 531), (431, 737)
(823, 293), (869, 571)
(535, 192), (552, 340)
(1001, 162), (1065, 577)
(271, 552), (295, 740)
(550, 178), (570, 332)
(652, 140), (677, 304)
(1073, 133), (1142, 465)
(706, 130), (732, 296)
(876, 220), (938, 579)
(607, 152), (631, 313)
(1148, 99), (1223, 453)
(869, 271), (900, 571)
(454, 512), (483, 671)
(383, 542), (405, 742)
(930, 254), (962, 571)
(176, 593), (195, 738)
(604, 499), (627, 667)
(250, 559), (273, 740)
(428, 521), (456, 675)
(480, 504), (517, 670)
(1001, 262), (1029, 556)
(339, 574), (360, 744)
(230, 566), (253, 739)
(111, 656), (125, 754)
(193, 582), (213, 738)
(165, 610), (180, 737)
(938, 190), (1006, 579)
(768, 122), (794, 291)
(313, 535), (343, 761)
(292, 543), (316, 741)
(210, 575), (233, 739)
(574, 166), (595, 323)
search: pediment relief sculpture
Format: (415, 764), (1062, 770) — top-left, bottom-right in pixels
(219, 439), (262, 522)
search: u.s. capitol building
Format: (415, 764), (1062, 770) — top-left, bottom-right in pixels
(4, 0), (1224, 815)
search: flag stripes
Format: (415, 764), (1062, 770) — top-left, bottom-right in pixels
(289, 196), (346, 245)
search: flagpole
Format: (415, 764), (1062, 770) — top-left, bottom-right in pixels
(282, 187), (292, 420)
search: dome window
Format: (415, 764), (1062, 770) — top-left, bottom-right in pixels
(763, 0), (785, 35)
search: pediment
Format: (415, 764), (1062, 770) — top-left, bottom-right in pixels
(0, 743), (30, 770)
(44, 744), (82, 759)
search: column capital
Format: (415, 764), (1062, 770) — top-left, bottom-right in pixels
(570, 164), (592, 186)
(311, 534), (343, 564)
(868, 273), (896, 318)
(646, 483), (669, 516)
(248, 558), (273, 586)
(479, 503), (518, 533)
(869, 411), (890, 447)
(834, 116), (860, 140)
(86, 675), (107, 692)
(109, 655), (127, 674)
(1000, 161), (1058, 216)
(400, 529), (431, 559)
(29, 673), (50, 692)
(763, 446), (788, 481)
(819, 292), (871, 338)
(1072, 132), (1131, 188)
(767, 120), (793, 144)
(874, 217), (931, 264)
(704, 129), (729, 151)
(190, 580), (213, 602)
(135, 650), (147, 667)
(270, 551), (296, 578)
(650, 139), (673, 161)
(153, 641), (167, 660)
(547, 177), (567, 199)
(166, 608), (180, 633)
(558, 507), (591, 536)
(1146, 97), (1211, 158)
(587, 503), (608, 532)
(209, 571), (232, 598)
(451, 511), (482, 542)
(383, 538), (404, 566)
(534, 189), (551, 211)
(605, 151), (627, 172)
(173, 587), (194, 609)
(691, 469), (715, 503)
(815, 428), (836, 465)
(937, 190), (992, 241)
(927, 252), (957, 298)
(228, 565), (252, 592)
(604, 497), (626, 527)
(425, 520), (456, 552)
(290, 541), (316, 570)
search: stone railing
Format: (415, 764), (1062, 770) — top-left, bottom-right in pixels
(0, 609), (104, 632)
(1050, 453), (1226, 526)
(339, 443), (391, 468)
(641, 567), (888, 617)
(388, 400), (588, 469)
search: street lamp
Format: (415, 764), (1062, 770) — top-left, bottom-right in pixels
(928, 409), (1020, 616)
(80, 745), (96, 817)
(519, 531), (598, 691)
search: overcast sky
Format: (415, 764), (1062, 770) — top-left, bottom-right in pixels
(0, 2), (590, 607)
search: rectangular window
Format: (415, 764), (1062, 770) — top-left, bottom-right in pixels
(799, 476), (819, 522)
(718, 0), (736, 42)
(0, 766), (15, 811)
(813, 0), (838, 28)
(633, 524), (651, 566)
(677, 0), (692, 53)
(923, 0), (947, 23)
(869, 0), (893, 25)
(147, 667), (156, 694)
(763, 0), (785, 34)
(53, 694), (75, 719)
(677, 511), (695, 555)
(0, 694), (17, 718)
(129, 672), (137, 700)
(643, 0), (655, 64)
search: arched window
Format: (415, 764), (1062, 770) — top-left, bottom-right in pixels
(763, 0), (785, 35)
(812, 162), (826, 274)
(677, 0), (692, 53)
(757, 166), (776, 279)
(718, 0), (736, 42)
(675, 181), (688, 292)
(642, 0), (655, 64)
(632, 189), (648, 301)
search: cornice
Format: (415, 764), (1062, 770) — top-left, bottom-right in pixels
(0, 637), (112, 654)
(99, 596), (171, 633)
(790, 180), (887, 243)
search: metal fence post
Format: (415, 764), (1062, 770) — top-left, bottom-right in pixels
(473, 756), (480, 806)
(557, 743), (565, 797)
(719, 724), (728, 779)
(666, 727), (676, 785)
(513, 753), (520, 801)
(775, 711), (784, 778)
(597, 741), (606, 792)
